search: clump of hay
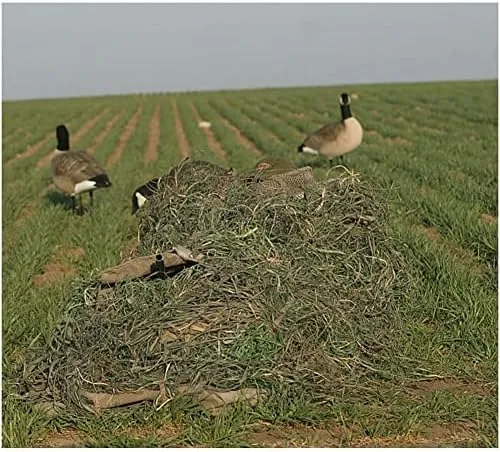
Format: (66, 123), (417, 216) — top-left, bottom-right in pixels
(21, 166), (412, 416)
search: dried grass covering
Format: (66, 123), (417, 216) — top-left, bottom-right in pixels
(22, 165), (413, 415)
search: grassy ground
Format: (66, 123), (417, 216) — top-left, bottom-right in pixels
(2, 80), (497, 447)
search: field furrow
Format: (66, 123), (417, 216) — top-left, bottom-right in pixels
(106, 105), (143, 167)
(2, 80), (497, 448)
(144, 103), (161, 165)
(6, 132), (53, 165)
(86, 110), (124, 155)
(208, 99), (283, 156)
(190, 103), (227, 164)
(192, 99), (259, 169)
(171, 99), (191, 158)
(36, 108), (111, 169)
(4, 108), (94, 167)
(227, 98), (292, 145)
(217, 113), (262, 157)
(3, 127), (27, 146)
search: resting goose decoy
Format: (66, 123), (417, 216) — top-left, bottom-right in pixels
(131, 158), (235, 214)
(254, 156), (296, 173)
(297, 92), (363, 165)
(131, 177), (161, 214)
(51, 125), (112, 214)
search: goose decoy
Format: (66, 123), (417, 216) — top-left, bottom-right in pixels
(131, 177), (161, 215)
(297, 92), (363, 165)
(131, 158), (235, 214)
(254, 156), (297, 173)
(51, 125), (112, 214)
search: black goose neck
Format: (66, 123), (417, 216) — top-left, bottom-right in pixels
(341, 104), (352, 120)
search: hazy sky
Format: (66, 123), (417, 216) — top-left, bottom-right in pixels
(2, 3), (498, 101)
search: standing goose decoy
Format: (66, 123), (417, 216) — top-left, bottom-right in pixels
(51, 124), (112, 215)
(297, 92), (363, 165)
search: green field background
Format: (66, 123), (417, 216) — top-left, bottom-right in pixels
(2, 80), (497, 447)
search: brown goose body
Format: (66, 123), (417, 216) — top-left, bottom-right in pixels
(298, 93), (363, 162)
(52, 125), (111, 213)
(51, 150), (110, 195)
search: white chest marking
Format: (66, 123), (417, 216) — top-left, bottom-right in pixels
(135, 192), (147, 208)
(73, 180), (97, 195)
(302, 146), (320, 155)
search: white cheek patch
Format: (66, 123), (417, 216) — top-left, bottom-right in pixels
(73, 180), (97, 195)
(136, 192), (147, 208)
(302, 146), (320, 155)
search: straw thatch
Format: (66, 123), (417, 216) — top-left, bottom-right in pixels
(21, 162), (412, 416)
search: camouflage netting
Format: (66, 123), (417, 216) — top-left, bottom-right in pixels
(21, 160), (412, 416)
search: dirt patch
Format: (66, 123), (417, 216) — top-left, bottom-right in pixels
(248, 420), (481, 448)
(3, 201), (39, 253)
(365, 129), (383, 139)
(218, 114), (262, 157)
(247, 422), (350, 447)
(190, 104), (226, 163)
(387, 136), (410, 145)
(294, 112), (305, 119)
(121, 424), (183, 442)
(171, 100), (191, 158)
(37, 428), (85, 448)
(367, 130), (409, 145)
(421, 125), (444, 135)
(120, 238), (140, 261)
(32, 246), (85, 288)
(481, 213), (497, 225)
(3, 127), (26, 144)
(33, 263), (76, 288)
(106, 106), (143, 167)
(415, 225), (487, 275)
(416, 225), (440, 241)
(36, 109), (110, 169)
(86, 111), (124, 155)
(16, 200), (38, 226)
(37, 423), (182, 447)
(144, 104), (161, 165)
(406, 378), (494, 397)
(352, 422), (479, 447)
(6, 133), (52, 166)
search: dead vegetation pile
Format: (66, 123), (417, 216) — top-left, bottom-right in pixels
(21, 162), (413, 417)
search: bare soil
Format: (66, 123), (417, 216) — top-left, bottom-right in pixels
(171, 100), (191, 158)
(106, 106), (143, 167)
(218, 114), (262, 157)
(247, 420), (481, 448)
(190, 103), (226, 163)
(481, 213), (497, 225)
(406, 378), (494, 397)
(7, 133), (52, 166)
(144, 104), (161, 165)
(86, 111), (124, 155)
(32, 246), (85, 288)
